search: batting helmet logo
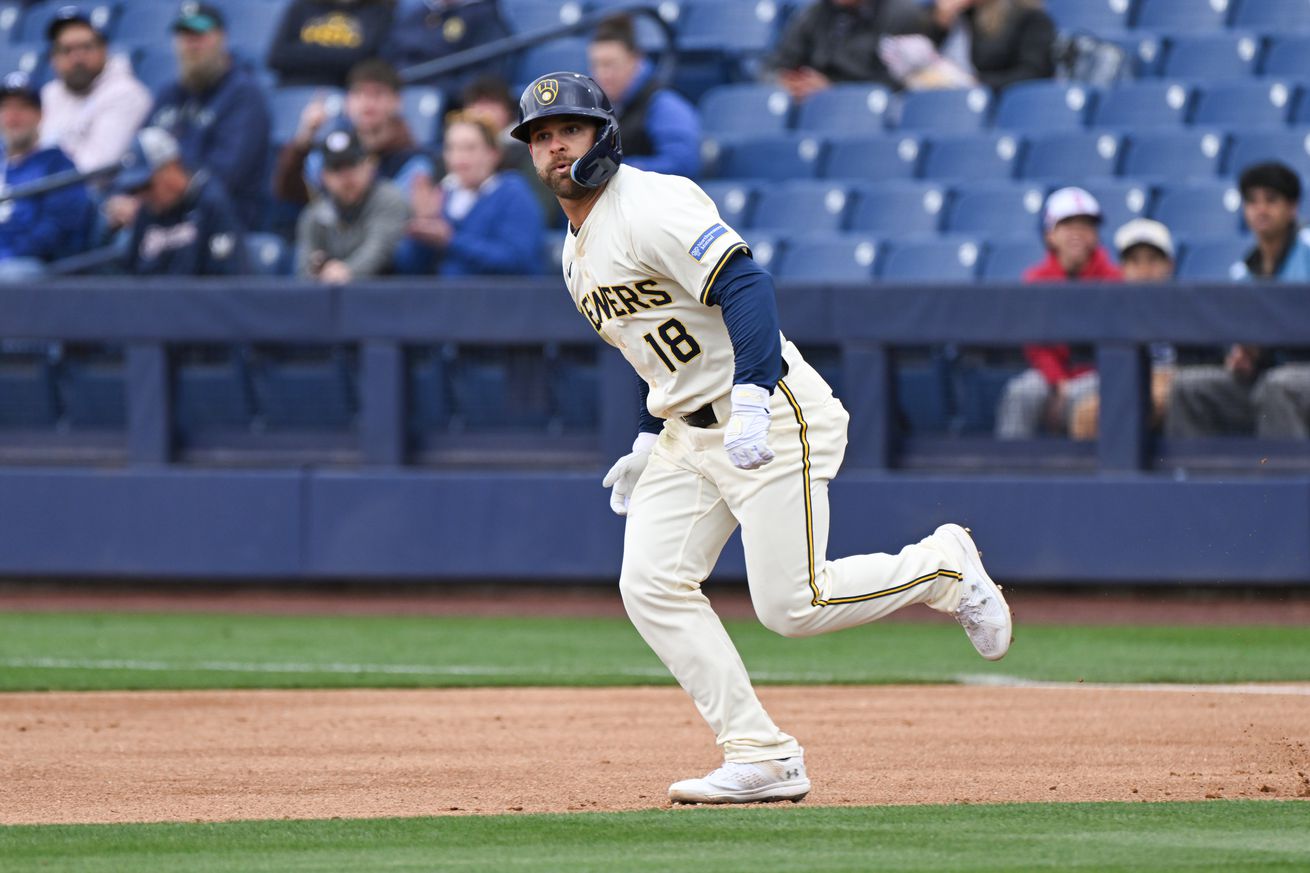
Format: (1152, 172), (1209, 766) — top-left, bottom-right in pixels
(535, 79), (559, 105)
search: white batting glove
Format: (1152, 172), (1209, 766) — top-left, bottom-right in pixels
(724, 384), (775, 470)
(602, 431), (658, 516)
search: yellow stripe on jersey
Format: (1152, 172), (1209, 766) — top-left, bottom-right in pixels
(776, 380), (962, 607)
(697, 242), (750, 305)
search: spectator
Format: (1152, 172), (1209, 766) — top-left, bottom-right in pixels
(0, 73), (91, 280)
(913, 0), (1056, 91)
(296, 129), (409, 283)
(587, 16), (699, 178)
(996, 187), (1123, 439)
(770, 0), (924, 99)
(38, 7), (152, 175)
(395, 112), (543, 276)
(381, 0), (511, 95)
(460, 75), (555, 219)
(1166, 162), (1310, 439)
(119, 127), (248, 276)
(1068, 219), (1178, 440)
(274, 59), (434, 206)
(116, 2), (271, 230)
(268, 0), (396, 88)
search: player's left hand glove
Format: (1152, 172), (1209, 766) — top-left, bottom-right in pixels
(724, 384), (775, 470)
(602, 431), (658, 516)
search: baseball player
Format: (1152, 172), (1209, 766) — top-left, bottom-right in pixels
(513, 72), (1012, 805)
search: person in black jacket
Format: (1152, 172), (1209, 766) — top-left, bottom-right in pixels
(268, 0), (395, 87)
(381, 0), (510, 95)
(769, 0), (923, 100)
(915, 0), (1056, 91)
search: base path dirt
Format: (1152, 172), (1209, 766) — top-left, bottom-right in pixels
(2, 685), (1308, 824)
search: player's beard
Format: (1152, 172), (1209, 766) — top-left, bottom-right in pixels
(539, 161), (589, 200)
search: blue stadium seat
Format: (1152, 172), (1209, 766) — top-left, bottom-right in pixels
(1176, 237), (1251, 280)
(1191, 81), (1294, 130)
(1293, 89), (1310, 126)
(0, 2), (26, 45)
(822, 135), (921, 182)
(992, 81), (1093, 132)
(716, 134), (824, 181)
(952, 354), (1027, 434)
(1119, 130), (1226, 181)
(1225, 130), (1310, 180)
(58, 353), (126, 430)
(1261, 36), (1310, 79)
(250, 350), (355, 431)
(0, 353), (57, 429)
(895, 87), (992, 133)
(895, 351), (953, 434)
(173, 357), (254, 435)
(698, 84), (792, 137)
(112, 0), (173, 46)
(1020, 131), (1122, 181)
(1158, 34), (1262, 81)
(1076, 180), (1152, 232)
(448, 347), (551, 430)
(1134, 0), (1231, 33)
(245, 233), (293, 276)
(795, 84), (891, 136)
(501, 0), (585, 34)
(751, 181), (852, 234)
(773, 234), (880, 282)
(225, 0), (288, 66)
(919, 133), (1022, 182)
(701, 180), (757, 229)
(1231, 0), (1310, 32)
(979, 239), (1048, 281)
(408, 346), (448, 432)
(945, 183), (1047, 240)
(1151, 182), (1244, 239)
(269, 86), (344, 145)
(677, 0), (780, 54)
(130, 45), (176, 95)
(18, 0), (116, 43)
(1044, 0), (1131, 34)
(741, 231), (783, 271)
(516, 38), (589, 82)
(878, 237), (982, 283)
(549, 347), (598, 430)
(1091, 81), (1192, 129)
(401, 87), (445, 146)
(0, 43), (47, 84)
(846, 182), (946, 237)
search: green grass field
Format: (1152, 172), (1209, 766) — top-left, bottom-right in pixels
(3, 610), (1307, 871)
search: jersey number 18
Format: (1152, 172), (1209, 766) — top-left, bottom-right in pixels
(642, 318), (702, 372)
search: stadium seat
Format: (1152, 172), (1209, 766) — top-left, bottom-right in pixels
(1091, 81), (1192, 129)
(269, 86), (343, 145)
(0, 43), (47, 84)
(878, 238), (981, 283)
(822, 135), (921, 182)
(1075, 180), (1152, 232)
(1261, 36), (1310, 79)
(701, 180), (757, 229)
(401, 87), (445, 146)
(1020, 131), (1122, 181)
(751, 181), (852, 234)
(1044, 0), (1131, 34)
(795, 84), (892, 136)
(919, 133), (1022, 183)
(1231, 0), (1310, 32)
(979, 239), (1048, 281)
(952, 353), (1027, 434)
(944, 183), (1046, 240)
(1151, 182), (1244, 239)
(1176, 237), (1251, 280)
(1134, 0), (1231, 34)
(1158, 33), (1262, 81)
(1224, 131), (1310, 180)
(676, 0), (780, 54)
(500, 0), (585, 33)
(224, 0), (288, 66)
(716, 134), (824, 181)
(895, 87), (992, 133)
(1293, 90), (1310, 126)
(407, 346), (448, 433)
(1190, 81), (1294, 130)
(250, 349), (355, 431)
(1119, 130), (1226, 181)
(112, 0), (173, 46)
(549, 346), (598, 430)
(516, 38), (589, 82)
(57, 352), (126, 430)
(18, 0), (116, 43)
(846, 182), (946, 237)
(245, 234), (293, 276)
(773, 234), (880, 282)
(447, 347), (551, 430)
(992, 81), (1093, 132)
(0, 2), (26, 45)
(741, 231), (783, 270)
(130, 45), (176, 95)
(173, 356), (254, 436)
(698, 84), (792, 137)
(0, 352), (57, 429)
(894, 350), (953, 434)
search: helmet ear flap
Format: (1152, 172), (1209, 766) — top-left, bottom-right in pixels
(570, 119), (623, 188)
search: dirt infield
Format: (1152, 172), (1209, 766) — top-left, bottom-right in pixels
(3, 684), (1308, 825)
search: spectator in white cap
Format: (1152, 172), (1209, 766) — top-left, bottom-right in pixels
(1068, 218), (1178, 440)
(995, 186), (1123, 439)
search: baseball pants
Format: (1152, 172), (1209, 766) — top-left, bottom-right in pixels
(619, 342), (966, 763)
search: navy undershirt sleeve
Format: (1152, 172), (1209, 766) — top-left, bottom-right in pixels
(704, 251), (783, 391)
(637, 378), (663, 435)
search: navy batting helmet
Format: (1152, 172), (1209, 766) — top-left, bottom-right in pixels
(511, 71), (623, 188)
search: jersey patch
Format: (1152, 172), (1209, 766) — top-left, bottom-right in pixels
(688, 223), (728, 262)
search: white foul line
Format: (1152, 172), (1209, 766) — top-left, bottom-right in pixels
(957, 673), (1310, 696)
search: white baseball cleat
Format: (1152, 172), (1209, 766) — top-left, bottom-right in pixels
(668, 756), (810, 804)
(935, 523), (1013, 661)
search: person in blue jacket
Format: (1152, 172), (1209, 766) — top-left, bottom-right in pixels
(119, 127), (248, 276)
(395, 111), (543, 276)
(112, 2), (271, 230)
(0, 72), (91, 280)
(587, 15), (700, 179)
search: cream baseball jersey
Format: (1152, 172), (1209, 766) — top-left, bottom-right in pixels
(561, 164), (757, 420)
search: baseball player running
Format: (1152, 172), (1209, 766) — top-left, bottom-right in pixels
(513, 72), (1012, 805)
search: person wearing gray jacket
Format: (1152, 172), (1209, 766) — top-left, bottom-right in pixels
(296, 128), (409, 283)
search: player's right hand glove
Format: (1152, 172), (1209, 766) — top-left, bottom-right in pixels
(724, 384), (775, 470)
(602, 431), (658, 516)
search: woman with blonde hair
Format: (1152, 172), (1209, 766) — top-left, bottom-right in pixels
(919, 0), (1056, 91)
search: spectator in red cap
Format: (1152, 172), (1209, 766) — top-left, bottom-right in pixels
(995, 186), (1123, 439)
